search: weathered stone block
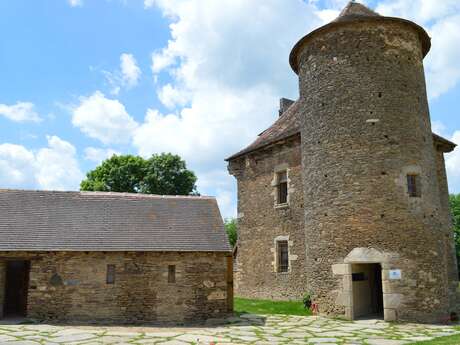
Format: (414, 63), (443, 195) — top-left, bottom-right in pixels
(383, 294), (403, 309)
(335, 291), (352, 307)
(384, 309), (397, 321)
(332, 264), (351, 276)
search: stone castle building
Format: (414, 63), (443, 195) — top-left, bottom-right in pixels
(0, 190), (233, 323)
(227, 2), (459, 323)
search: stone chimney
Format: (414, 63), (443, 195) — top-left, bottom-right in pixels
(279, 98), (294, 116)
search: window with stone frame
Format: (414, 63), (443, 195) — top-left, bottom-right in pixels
(106, 264), (116, 284)
(168, 265), (176, 283)
(407, 174), (421, 197)
(276, 171), (288, 205)
(277, 240), (289, 273)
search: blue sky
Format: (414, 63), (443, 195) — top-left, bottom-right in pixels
(1, 0), (459, 218)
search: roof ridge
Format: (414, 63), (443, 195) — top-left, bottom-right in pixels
(80, 191), (215, 200)
(0, 189), (215, 200)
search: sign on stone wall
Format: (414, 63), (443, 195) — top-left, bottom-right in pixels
(389, 269), (402, 280)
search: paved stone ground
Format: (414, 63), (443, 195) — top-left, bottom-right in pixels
(0, 314), (458, 345)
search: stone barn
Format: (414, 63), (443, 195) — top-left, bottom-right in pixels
(227, 2), (459, 323)
(0, 189), (233, 323)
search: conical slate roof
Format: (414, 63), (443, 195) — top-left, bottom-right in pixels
(334, 1), (380, 22)
(289, 1), (431, 74)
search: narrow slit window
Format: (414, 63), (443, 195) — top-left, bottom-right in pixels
(407, 174), (421, 197)
(277, 241), (289, 273)
(277, 171), (288, 204)
(168, 265), (176, 283)
(106, 264), (115, 284)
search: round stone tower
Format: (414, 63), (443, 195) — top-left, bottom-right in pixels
(290, 2), (458, 322)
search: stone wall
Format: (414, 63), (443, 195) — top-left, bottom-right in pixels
(434, 149), (460, 309)
(0, 251), (232, 324)
(228, 136), (307, 300)
(296, 20), (458, 322)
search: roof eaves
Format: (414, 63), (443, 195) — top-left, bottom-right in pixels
(225, 132), (301, 161)
(432, 133), (457, 153)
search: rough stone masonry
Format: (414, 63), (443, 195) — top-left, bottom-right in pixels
(0, 190), (233, 324)
(228, 1), (459, 323)
(0, 251), (231, 324)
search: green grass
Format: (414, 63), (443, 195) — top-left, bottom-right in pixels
(234, 297), (311, 316)
(408, 333), (460, 344)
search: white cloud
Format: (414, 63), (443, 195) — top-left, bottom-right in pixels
(35, 136), (84, 190)
(0, 102), (41, 122)
(311, 0), (368, 23)
(157, 84), (190, 109)
(133, 87), (277, 168)
(0, 144), (36, 188)
(196, 169), (237, 218)
(446, 131), (460, 193)
(68, 0), (83, 7)
(84, 147), (120, 163)
(424, 15), (460, 99)
(376, 0), (460, 23)
(72, 91), (138, 145)
(0, 136), (83, 191)
(136, 0), (322, 217)
(102, 53), (142, 95)
(120, 53), (141, 87)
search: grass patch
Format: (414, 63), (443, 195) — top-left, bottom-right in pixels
(408, 334), (460, 344)
(234, 297), (311, 316)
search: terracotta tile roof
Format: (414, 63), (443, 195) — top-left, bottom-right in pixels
(227, 102), (456, 160)
(0, 189), (231, 252)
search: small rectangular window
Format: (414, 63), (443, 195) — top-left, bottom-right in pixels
(168, 265), (176, 283)
(407, 174), (421, 197)
(106, 264), (115, 284)
(277, 241), (289, 273)
(277, 171), (288, 204)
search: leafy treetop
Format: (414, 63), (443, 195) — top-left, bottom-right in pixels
(449, 194), (460, 277)
(225, 218), (237, 248)
(80, 153), (197, 196)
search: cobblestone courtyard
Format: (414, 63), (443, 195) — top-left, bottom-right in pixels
(0, 314), (459, 345)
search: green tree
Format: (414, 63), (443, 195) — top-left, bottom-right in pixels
(225, 218), (238, 248)
(141, 153), (197, 195)
(450, 194), (460, 275)
(80, 153), (197, 195)
(80, 155), (146, 193)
